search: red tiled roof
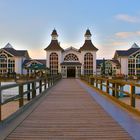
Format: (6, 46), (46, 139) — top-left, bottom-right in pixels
(44, 40), (64, 51)
(79, 40), (98, 51)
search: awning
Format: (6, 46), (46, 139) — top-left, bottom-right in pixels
(61, 62), (82, 66)
(25, 64), (49, 70)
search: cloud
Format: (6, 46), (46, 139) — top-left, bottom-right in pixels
(116, 14), (140, 23)
(110, 41), (128, 47)
(115, 31), (140, 39)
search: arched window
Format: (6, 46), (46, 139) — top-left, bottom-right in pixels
(49, 53), (58, 75)
(64, 53), (79, 61)
(84, 53), (93, 75)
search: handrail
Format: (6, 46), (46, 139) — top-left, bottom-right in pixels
(81, 75), (140, 115)
(0, 74), (62, 121)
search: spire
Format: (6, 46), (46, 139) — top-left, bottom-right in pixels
(44, 29), (64, 51)
(85, 29), (92, 40)
(51, 29), (58, 40)
(79, 29), (98, 52)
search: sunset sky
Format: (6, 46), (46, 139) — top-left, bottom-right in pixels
(0, 0), (140, 59)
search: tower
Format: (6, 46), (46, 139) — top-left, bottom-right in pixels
(79, 29), (98, 75)
(44, 29), (63, 75)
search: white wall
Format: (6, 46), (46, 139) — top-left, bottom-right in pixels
(15, 57), (22, 74)
(45, 49), (97, 75)
(119, 57), (128, 75)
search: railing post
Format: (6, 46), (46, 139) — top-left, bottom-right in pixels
(39, 80), (42, 93)
(27, 83), (30, 101)
(106, 80), (109, 93)
(112, 83), (115, 97)
(44, 79), (47, 90)
(115, 83), (119, 98)
(96, 79), (98, 88)
(19, 84), (24, 108)
(100, 80), (102, 90)
(0, 82), (2, 121)
(130, 85), (135, 107)
(90, 78), (94, 85)
(32, 82), (36, 98)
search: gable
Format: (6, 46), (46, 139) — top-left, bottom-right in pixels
(0, 48), (14, 57)
(64, 47), (80, 54)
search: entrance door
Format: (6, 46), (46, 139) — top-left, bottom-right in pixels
(67, 67), (75, 78)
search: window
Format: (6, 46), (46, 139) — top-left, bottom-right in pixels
(49, 53), (58, 75)
(0, 53), (15, 74)
(84, 53), (93, 75)
(128, 56), (135, 75)
(64, 53), (79, 61)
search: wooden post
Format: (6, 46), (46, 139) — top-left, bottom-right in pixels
(19, 84), (24, 108)
(48, 78), (50, 88)
(115, 83), (119, 98)
(90, 78), (94, 85)
(130, 85), (135, 107)
(0, 82), (2, 121)
(96, 79), (98, 88)
(112, 83), (115, 97)
(44, 79), (47, 90)
(39, 80), (42, 93)
(27, 83), (30, 101)
(106, 80), (109, 93)
(32, 82), (36, 98)
(100, 80), (103, 90)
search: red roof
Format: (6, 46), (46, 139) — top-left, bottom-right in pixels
(44, 40), (64, 51)
(79, 40), (98, 51)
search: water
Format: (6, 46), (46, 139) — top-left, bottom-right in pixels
(95, 80), (140, 96)
(0, 82), (46, 103)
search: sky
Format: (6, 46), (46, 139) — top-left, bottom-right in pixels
(0, 0), (140, 59)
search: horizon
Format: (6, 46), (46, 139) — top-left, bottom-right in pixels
(0, 0), (140, 59)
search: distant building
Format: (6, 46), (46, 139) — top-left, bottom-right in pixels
(44, 29), (98, 78)
(1, 29), (140, 77)
(0, 43), (46, 75)
(96, 59), (121, 76)
(114, 43), (140, 76)
(0, 43), (30, 74)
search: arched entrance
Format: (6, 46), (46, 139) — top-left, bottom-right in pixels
(67, 67), (76, 77)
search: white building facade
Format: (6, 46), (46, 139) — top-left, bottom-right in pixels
(0, 43), (30, 75)
(114, 43), (140, 76)
(44, 29), (98, 78)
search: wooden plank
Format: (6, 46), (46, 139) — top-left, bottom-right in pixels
(6, 79), (132, 140)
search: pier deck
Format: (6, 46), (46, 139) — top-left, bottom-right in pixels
(5, 79), (132, 139)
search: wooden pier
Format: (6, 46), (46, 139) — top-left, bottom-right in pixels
(4, 79), (132, 140)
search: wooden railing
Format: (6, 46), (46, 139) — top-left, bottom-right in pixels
(0, 74), (62, 121)
(81, 75), (140, 115)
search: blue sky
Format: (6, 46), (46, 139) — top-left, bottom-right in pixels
(0, 0), (140, 59)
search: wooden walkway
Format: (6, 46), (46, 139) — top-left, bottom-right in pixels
(6, 79), (132, 140)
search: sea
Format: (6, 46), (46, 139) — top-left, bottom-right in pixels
(0, 82), (41, 103)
